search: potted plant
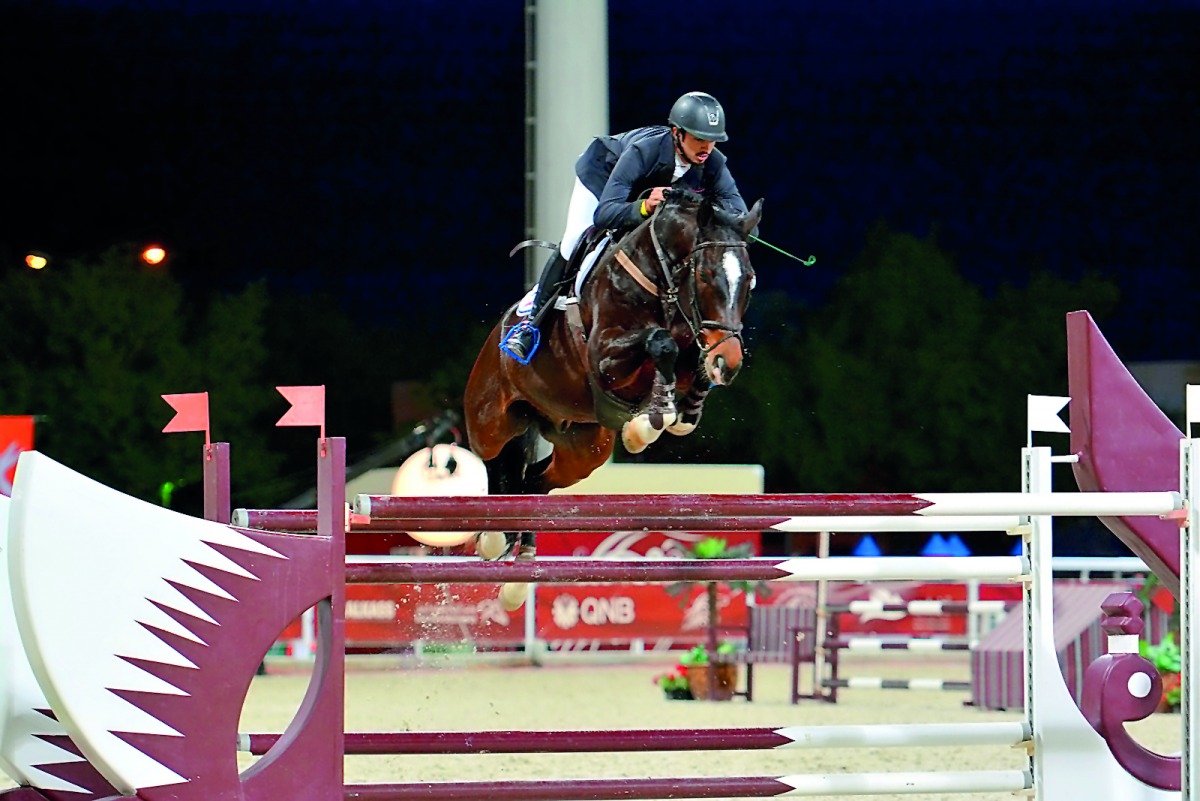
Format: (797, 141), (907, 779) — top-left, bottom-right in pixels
(1137, 574), (1181, 712)
(678, 642), (740, 701)
(654, 664), (693, 700)
(669, 536), (770, 637)
(1140, 632), (1181, 712)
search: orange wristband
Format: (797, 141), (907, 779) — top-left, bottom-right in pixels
(640, 200), (649, 217)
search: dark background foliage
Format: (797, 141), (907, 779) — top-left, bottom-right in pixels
(1, 0), (1195, 555)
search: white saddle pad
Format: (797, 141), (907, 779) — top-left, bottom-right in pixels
(515, 235), (611, 318)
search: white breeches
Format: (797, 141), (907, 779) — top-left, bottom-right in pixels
(558, 178), (600, 260)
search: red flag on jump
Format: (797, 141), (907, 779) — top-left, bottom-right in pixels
(162, 392), (210, 444)
(276, 385), (326, 438)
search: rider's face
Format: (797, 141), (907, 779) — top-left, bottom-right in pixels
(675, 130), (715, 164)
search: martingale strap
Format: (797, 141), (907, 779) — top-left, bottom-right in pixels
(615, 203), (750, 350)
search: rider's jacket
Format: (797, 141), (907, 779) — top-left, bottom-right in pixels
(575, 125), (751, 232)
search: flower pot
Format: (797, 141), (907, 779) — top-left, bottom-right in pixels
(687, 663), (739, 701)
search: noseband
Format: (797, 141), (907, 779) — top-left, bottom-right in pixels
(636, 206), (749, 359)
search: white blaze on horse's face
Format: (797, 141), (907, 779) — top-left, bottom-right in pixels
(701, 249), (750, 387)
(721, 251), (743, 313)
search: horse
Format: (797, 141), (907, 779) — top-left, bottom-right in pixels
(463, 188), (763, 610)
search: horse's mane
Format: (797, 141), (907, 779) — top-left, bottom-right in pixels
(659, 188), (748, 239)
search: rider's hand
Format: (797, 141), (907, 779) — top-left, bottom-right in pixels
(644, 186), (669, 214)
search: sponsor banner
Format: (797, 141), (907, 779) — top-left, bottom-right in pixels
(288, 578), (1019, 650)
(0, 416), (34, 497)
(344, 583), (526, 647)
(536, 583), (748, 644)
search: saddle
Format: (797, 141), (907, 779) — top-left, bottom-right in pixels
(511, 226), (614, 314)
(567, 228), (649, 429)
(508, 228), (644, 429)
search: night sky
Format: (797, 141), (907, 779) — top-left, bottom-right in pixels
(4, 0), (1198, 362)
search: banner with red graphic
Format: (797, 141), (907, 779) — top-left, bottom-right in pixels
(536, 583), (748, 649)
(317, 576), (1021, 652)
(297, 530), (764, 651)
(346, 582), (527, 646)
(330, 581), (748, 650)
(0, 416), (34, 497)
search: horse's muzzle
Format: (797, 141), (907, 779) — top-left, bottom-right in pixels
(704, 336), (743, 386)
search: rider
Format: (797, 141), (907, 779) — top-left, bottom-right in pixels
(500, 91), (754, 364)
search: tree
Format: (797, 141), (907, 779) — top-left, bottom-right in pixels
(0, 247), (280, 506)
(630, 222), (1120, 499)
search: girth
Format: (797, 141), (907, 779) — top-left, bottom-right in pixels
(565, 303), (641, 430)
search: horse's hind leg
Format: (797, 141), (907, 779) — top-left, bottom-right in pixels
(477, 429), (538, 562)
(477, 429), (543, 613)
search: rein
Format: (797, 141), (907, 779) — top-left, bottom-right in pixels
(616, 205), (748, 358)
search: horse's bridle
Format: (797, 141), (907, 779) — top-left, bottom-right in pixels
(615, 205), (749, 359)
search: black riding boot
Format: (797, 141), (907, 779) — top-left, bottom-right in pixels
(501, 250), (568, 364)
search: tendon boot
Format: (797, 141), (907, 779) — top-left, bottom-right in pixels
(500, 250), (568, 364)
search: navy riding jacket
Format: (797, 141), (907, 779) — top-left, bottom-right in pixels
(575, 126), (752, 232)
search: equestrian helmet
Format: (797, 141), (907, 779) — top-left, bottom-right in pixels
(668, 92), (728, 142)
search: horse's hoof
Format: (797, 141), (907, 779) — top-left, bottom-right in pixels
(477, 532), (510, 561)
(622, 414), (670, 453)
(500, 582), (529, 612)
(621, 419), (651, 453)
(666, 412), (700, 436)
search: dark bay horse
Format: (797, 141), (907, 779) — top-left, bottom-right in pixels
(463, 189), (762, 608)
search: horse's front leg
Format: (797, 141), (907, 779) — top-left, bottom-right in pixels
(618, 328), (679, 454)
(667, 369), (711, 437)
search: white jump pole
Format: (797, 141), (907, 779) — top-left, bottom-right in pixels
(813, 529), (830, 701)
(773, 769), (1032, 795)
(1182, 392), (1199, 797)
(913, 491), (1181, 517)
(841, 599), (1009, 616)
(774, 721), (1030, 748)
(772, 556), (1024, 582)
(1026, 444), (1179, 800)
(771, 515), (1019, 532)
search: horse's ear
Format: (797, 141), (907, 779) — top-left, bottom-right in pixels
(740, 199), (764, 237)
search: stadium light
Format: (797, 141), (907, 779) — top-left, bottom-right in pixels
(141, 245), (167, 266)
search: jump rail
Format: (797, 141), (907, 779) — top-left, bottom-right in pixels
(829, 600), (1013, 616)
(343, 556), (1026, 584)
(241, 721), (1031, 755)
(232, 509), (1022, 533)
(353, 491), (1182, 519)
(344, 770), (1034, 800)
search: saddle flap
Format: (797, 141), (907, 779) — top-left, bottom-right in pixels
(572, 231), (612, 298)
